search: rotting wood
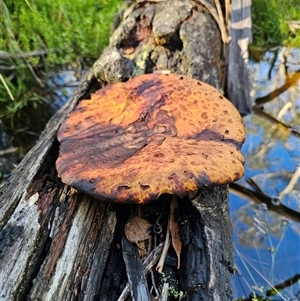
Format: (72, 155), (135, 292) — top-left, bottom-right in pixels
(118, 243), (163, 301)
(122, 237), (151, 301)
(0, 1), (240, 300)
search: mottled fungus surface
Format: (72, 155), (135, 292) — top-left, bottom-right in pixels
(56, 73), (245, 204)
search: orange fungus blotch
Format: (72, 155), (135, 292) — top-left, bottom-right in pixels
(56, 73), (246, 204)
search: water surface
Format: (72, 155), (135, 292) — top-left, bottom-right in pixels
(231, 47), (300, 300)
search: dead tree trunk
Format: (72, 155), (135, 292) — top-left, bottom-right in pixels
(0, 1), (235, 300)
(227, 0), (252, 114)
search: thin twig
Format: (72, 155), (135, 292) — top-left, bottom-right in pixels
(0, 49), (64, 59)
(277, 101), (292, 121)
(150, 269), (159, 297)
(0, 147), (18, 156)
(213, 0), (230, 43)
(156, 226), (170, 273)
(255, 72), (300, 106)
(197, 0), (229, 44)
(252, 106), (300, 138)
(229, 182), (300, 223)
(225, 0), (230, 27)
(278, 165), (300, 201)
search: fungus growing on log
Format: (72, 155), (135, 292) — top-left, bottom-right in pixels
(56, 73), (245, 204)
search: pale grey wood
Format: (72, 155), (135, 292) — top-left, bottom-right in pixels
(227, 0), (252, 114)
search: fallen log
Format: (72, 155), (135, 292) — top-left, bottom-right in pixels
(0, 1), (243, 300)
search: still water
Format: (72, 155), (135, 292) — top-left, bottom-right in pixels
(0, 48), (299, 300)
(231, 47), (300, 300)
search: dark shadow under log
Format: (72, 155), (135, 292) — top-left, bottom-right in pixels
(0, 1), (236, 300)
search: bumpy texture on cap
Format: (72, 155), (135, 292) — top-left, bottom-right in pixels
(56, 73), (245, 204)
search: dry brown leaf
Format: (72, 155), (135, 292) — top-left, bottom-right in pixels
(169, 195), (182, 269)
(124, 216), (152, 258)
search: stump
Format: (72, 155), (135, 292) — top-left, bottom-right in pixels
(0, 1), (236, 300)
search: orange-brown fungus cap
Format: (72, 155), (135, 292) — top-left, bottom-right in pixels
(56, 73), (246, 204)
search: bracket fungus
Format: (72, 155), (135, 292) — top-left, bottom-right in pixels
(56, 73), (246, 204)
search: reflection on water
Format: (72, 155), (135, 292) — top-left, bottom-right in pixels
(0, 47), (299, 300)
(230, 47), (300, 300)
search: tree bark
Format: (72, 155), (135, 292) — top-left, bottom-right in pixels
(0, 1), (234, 300)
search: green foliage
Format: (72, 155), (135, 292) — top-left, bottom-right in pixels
(1, 0), (123, 64)
(251, 0), (300, 49)
(0, 0), (122, 118)
(0, 73), (45, 119)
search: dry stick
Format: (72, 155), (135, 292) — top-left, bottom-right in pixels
(278, 165), (300, 201)
(229, 183), (300, 223)
(169, 194), (182, 269)
(156, 224), (171, 273)
(213, 0), (230, 43)
(225, 0), (230, 27)
(197, 0), (229, 44)
(150, 269), (159, 297)
(0, 147), (18, 156)
(156, 194), (180, 273)
(0, 49), (62, 59)
(252, 106), (300, 138)
(117, 243), (164, 301)
(255, 72), (300, 106)
(277, 101), (292, 121)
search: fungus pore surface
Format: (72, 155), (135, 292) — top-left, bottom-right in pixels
(56, 73), (246, 204)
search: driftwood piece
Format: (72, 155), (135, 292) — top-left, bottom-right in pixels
(0, 1), (235, 300)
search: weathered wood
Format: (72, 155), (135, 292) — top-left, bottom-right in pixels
(0, 1), (236, 300)
(227, 0), (252, 114)
(118, 243), (164, 300)
(122, 237), (151, 301)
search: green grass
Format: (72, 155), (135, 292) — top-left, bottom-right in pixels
(251, 0), (300, 49)
(0, 0), (123, 118)
(1, 0), (123, 64)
